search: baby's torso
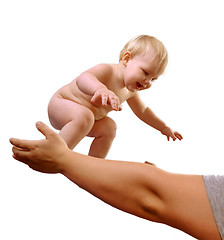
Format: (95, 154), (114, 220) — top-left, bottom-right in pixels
(55, 64), (134, 120)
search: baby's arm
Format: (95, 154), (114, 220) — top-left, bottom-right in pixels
(76, 65), (121, 111)
(127, 93), (183, 141)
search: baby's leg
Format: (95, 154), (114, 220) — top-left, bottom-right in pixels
(48, 96), (95, 150)
(87, 117), (117, 158)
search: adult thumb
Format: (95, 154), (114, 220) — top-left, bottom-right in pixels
(36, 121), (55, 139)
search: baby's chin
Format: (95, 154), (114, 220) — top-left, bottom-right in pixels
(125, 84), (138, 92)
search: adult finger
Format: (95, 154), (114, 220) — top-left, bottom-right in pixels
(35, 121), (57, 139)
(144, 161), (156, 166)
(9, 138), (34, 150)
(12, 150), (39, 172)
(12, 146), (31, 162)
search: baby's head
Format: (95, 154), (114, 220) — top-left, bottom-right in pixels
(119, 35), (168, 76)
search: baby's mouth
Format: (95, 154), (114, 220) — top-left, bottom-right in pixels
(136, 82), (143, 90)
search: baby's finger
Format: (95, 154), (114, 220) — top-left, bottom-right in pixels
(108, 95), (115, 109)
(90, 92), (101, 103)
(171, 134), (177, 141)
(101, 94), (108, 106)
(90, 94), (97, 103)
(176, 135), (182, 140)
(109, 95), (120, 111)
(174, 132), (183, 140)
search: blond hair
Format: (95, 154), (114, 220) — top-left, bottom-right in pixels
(119, 35), (168, 75)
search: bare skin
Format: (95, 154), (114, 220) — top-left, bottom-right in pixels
(48, 51), (182, 157)
(10, 122), (221, 240)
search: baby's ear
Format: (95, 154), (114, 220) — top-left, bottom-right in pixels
(122, 51), (131, 65)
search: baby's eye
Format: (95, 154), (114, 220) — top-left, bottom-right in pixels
(151, 77), (157, 82)
(142, 69), (148, 75)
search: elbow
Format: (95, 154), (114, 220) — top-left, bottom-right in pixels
(140, 194), (165, 223)
(137, 167), (167, 223)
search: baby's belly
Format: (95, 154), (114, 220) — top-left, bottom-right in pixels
(56, 88), (111, 121)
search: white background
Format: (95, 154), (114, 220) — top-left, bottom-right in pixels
(1, 0), (224, 239)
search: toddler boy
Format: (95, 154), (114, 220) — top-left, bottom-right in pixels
(48, 35), (183, 158)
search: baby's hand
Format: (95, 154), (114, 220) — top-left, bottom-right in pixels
(91, 88), (122, 111)
(161, 126), (183, 141)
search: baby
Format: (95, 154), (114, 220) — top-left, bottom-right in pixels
(48, 35), (183, 158)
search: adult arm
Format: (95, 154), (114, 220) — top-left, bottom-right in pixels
(10, 122), (220, 240)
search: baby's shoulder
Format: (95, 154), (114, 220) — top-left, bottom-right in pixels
(92, 63), (114, 73)
(87, 63), (115, 79)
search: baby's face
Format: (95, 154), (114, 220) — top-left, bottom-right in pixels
(123, 51), (159, 92)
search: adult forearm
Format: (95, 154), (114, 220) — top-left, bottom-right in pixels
(61, 151), (162, 222)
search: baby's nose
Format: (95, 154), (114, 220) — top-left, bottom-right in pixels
(144, 78), (152, 87)
(145, 77), (151, 83)
(143, 81), (152, 88)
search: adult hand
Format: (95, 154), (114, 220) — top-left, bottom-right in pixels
(10, 122), (70, 174)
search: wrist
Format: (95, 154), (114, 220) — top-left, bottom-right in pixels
(160, 126), (169, 134)
(94, 86), (108, 94)
(57, 148), (73, 175)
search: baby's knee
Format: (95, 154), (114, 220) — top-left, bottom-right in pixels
(82, 111), (95, 127)
(73, 109), (95, 130)
(104, 118), (117, 139)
